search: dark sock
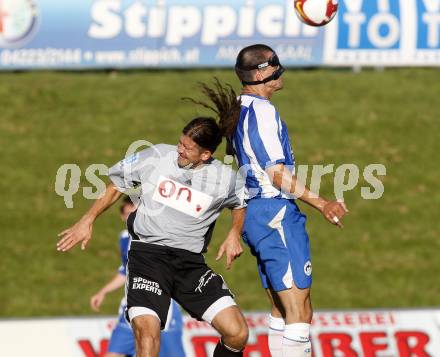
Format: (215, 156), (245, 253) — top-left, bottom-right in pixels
(213, 340), (243, 356)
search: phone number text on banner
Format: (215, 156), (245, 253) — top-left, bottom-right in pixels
(0, 0), (324, 69)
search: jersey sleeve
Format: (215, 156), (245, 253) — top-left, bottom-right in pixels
(247, 101), (285, 169)
(108, 146), (158, 191)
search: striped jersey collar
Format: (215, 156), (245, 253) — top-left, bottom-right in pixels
(240, 93), (269, 101)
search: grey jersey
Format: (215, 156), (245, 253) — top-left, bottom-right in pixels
(108, 144), (245, 253)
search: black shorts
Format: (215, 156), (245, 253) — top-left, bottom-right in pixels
(125, 241), (236, 329)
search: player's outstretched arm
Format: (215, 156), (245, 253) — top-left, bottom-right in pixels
(266, 164), (348, 227)
(57, 183), (123, 252)
(90, 273), (126, 312)
(216, 208), (245, 270)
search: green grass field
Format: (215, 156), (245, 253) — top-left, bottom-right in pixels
(1, 68), (439, 318)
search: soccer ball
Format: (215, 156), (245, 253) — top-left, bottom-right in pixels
(294, 0), (338, 27)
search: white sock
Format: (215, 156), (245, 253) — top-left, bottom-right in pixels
(268, 315), (284, 357)
(282, 323), (311, 357)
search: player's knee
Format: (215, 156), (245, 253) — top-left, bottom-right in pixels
(282, 293), (312, 322)
(224, 318), (249, 348)
(132, 325), (160, 354)
(271, 305), (285, 319)
(236, 323), (249, 347)
(301, 306), (313, 323)
(307, 304), (313, 320)
(138, 334), (159, 348)
(302, 295), (313, 322)
(284, 305), (312, 322)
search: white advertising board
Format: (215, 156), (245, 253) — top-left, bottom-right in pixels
(1, 309), (439, 356)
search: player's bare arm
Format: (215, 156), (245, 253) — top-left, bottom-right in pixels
(57, 183), (122, 251)
(266, 164), (348, 227)
(90, 273), (126, 312)
(216, 208), (245, 270)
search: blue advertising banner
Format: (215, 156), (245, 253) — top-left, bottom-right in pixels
(324, 0), (440, 65)
(0, 0), (325, 69)
(0, 0), (439, 69)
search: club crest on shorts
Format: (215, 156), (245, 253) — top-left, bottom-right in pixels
(0, 0), (39, 48)
(304, 260), (312, 276)
(152, 175), (213, 218)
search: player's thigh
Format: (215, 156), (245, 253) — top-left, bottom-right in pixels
(131, 315), (161, 357)
(211, 305), (248, 340)
(131, 314), (161, 340)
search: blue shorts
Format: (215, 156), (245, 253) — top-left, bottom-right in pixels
(108, 321), (135, 355)
(242, 198), (312, 291)
(110, 300), (185, 356)
(160, 330), (186, 356)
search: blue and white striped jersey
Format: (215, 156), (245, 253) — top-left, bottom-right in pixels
(232, 94), (295, 200)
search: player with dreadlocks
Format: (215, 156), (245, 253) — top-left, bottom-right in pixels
(57, 110), (250, 356)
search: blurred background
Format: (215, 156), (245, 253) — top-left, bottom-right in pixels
(1, 1), (439, 356)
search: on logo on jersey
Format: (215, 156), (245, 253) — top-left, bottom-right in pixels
(152, 175), (213, 218)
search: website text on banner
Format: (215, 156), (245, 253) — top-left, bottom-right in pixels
(0, 0), (439, 69)
(0, 310), (439, 356)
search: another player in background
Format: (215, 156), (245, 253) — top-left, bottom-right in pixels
(190, 44), (347, 357)
(90, 196), (185, 357)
